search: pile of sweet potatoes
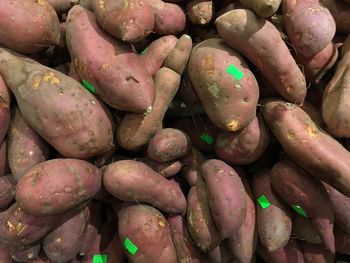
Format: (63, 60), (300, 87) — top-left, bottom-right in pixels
(1, 0), (350, 262)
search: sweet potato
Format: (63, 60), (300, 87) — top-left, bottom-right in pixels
(141, 158), (183, 178)
(322, 35), (350, 137)
(283, 0), (336, 58)
(257, 239), (304, 263)
(323, 183), (350, 234)
(271, 159), (335, 253)
(0, 74), (10, 145)
(167, 214), (210, 263)
(188, 38), (259, 132)
(334, 224), (350, 255)
(293, 216), (321, 244)
(0, 0), (60, 54)
(148, 0), (186, 35)
(10, 243), (41, 262)
(201, 159), (247, 239)
(239, 0), (282, 17)
(66, 6), (155, 114)
(301, 242), (335, 263)
(187, 175), (221, 251)
(118, 204), (177, 263)
(147, 128), (191, 162)
(181, 147), (207, 186)
(215, 9), (307, 104)
(228, 172), (258, 263)
(252, 169), (292, 252)
(186, 0), (214, 25)
(215, 116), (270, 165)
(92, 0), (154, 42)
(0, 175), (16, 210)
(0, 50), (114, 159)
(262, 99), (350, 197)
(117, 35), (192, 151)
(43, 206), (89, 263)
(139, 35), (178, 76)
(321, 0), (350, 34)
(103, 160), (186, 214)
(7, 107), (50, 181)
(16, 159), (102, 216)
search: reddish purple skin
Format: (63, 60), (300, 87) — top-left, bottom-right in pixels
(0, 175), (16, 209)
(301, 242), (335, 263)
(0, 243), (12, 263)
(252, 169), (292, 252)
(141, 158), (183, 178)
(10, 243), (41, 262)
(271, 159), (335, 254)
(167, 214), (210, 263)
(16, 159), (102, 216)
(66, 5), (155, 114)
(0, 74), (10, 145)
(201, 159), (247, 239)
(335, 225), (350, 255)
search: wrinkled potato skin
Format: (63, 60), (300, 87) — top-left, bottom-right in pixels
(16, 159), (102, 216)
(0, 0), (60, 54)
(0, 51), (114, 159)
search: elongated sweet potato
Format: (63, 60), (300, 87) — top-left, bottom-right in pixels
(92, 0), (154, 42)
(188, 38), (259, 131)
(167, 214), (210, 263)
(283, 0), (335, 58)
(117, 35), (192, 151)
(43, 206), (90, 263)
(0, 0), (60, 54)
(257, 239), (304, 263)
(323, 183), (350, 234)
(66, 6), (155, 114)
(271, 158), (335, 253)
(118, 204), (177, 263)
(187, 175), (221, 251)
(0, 74), (10, 145)
(139, 35), (178, 76)
(10, 243), (41, 262)
(252, 169), (292, 252)
(103, 160), (186, 214)
(16, 159), (102, 216)
(239, 0), (282, 17)
(301, 242), (335, 263)
(262, 99), (350, 197)
(0, 175), (16, 210)
(147, 128), (191, 162)
(215, 116), (270, 165)
(215, 9), (307, 104)
(0, 51), (114, 159)
(201, 159), (247, 239)
(228, 172), (258, 263)
(293, 216), (321, 244)
(186, 0), (214, 25)
(8, 107), (50, 181)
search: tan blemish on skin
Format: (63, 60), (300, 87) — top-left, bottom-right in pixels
(227, 119), (239, 131)
(158, 220), (165, 227)
(10, 16), (15, 21)
(56, 237), (62, 243)
(207, 83), (221, 98)
(32, 75), (42, 89)
(7, 221), (15, 231)
(16, 223), (27, 235)
(99, 0), (105, 10)
(36, 0), (46, 6)
(287, 130), (295, 140)
(43, 72), (61, 85)
(287, 86), (294, 94)
(307, 125), (317, 137)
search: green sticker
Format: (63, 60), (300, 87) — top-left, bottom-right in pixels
(257, 195), (271, 209)
(140, 48), (148, 55)
(226, 64), (244, 81)
(92, 254), (107, 263)
(200, 133), (214, 145)
(124, 238), (138, 255)
(82, 79), (96, 93)
(292, 205), (308, 217)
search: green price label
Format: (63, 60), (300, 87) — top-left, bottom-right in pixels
(82, 79), (96, 94)
(226, 64), (244, 81)
(92, 254), (107, 263)
(124, 238), (138, 255)
(140, 48), (148, 55)
(200, 133), (214, 145)
(292, 205), (308, 218)
(257, 194), (271, 209)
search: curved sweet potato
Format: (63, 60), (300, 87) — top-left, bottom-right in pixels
(188, 38), (259, 131)
(0, 0), (60, 54)
(16, 159), (102, 216)
(92, 0), (154, 42)
(215, 9), (307, 104)
(66, 5), (155, 113)
(103, 160), (186, 214)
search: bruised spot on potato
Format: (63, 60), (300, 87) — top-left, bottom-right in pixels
(227, 119), (239, 131)
(99, 0), (106, 10)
